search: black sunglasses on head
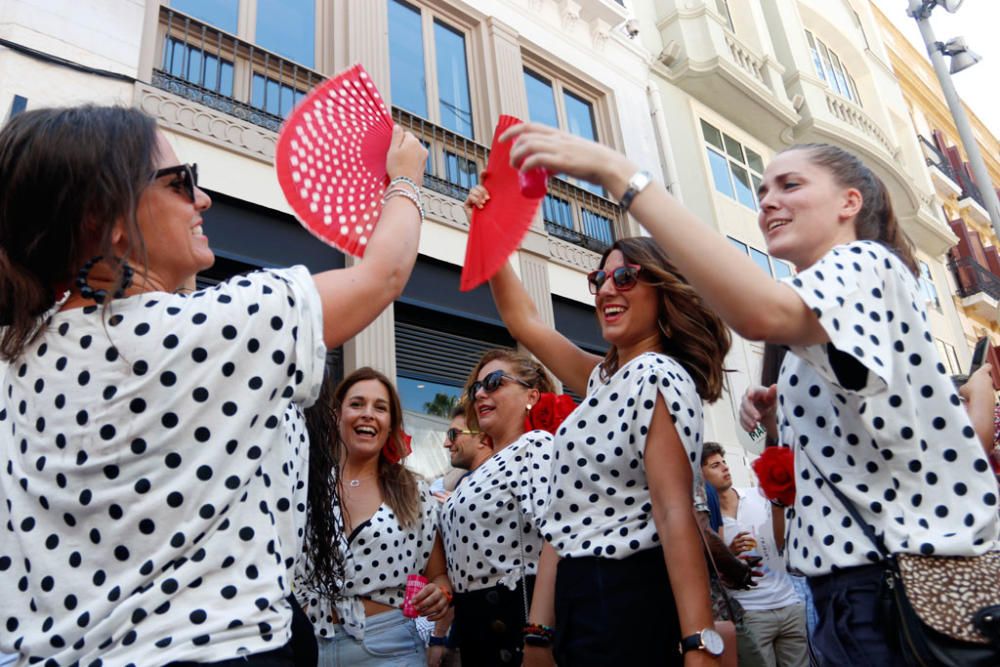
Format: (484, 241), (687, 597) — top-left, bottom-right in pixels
(467, 370), (532, 402)
(587, 264), (642, 295)
(153, 163), (199, 202)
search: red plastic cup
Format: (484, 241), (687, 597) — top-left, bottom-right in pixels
(518, 167), (549, 198)
(402, 574), (428, 618)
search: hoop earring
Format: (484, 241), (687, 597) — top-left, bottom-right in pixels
(76, 255), (134, 304)
(658, 319), (671, 338)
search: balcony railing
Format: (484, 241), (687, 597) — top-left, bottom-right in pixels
(393, 107), (621, 253)
(152, 7), (324, 132)
(949, 254), (1000, 301)
(919, 134), (959, 185)
(150, 6), (619, 254)
(824, 91), (893, 156)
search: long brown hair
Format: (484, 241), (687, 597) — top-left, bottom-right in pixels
(782, 143), (918, 276)
(598, 237), (731, 403)
(0, 105), (158, 360)
(462, 348), (556, 433)
(333, 367), (420, 527)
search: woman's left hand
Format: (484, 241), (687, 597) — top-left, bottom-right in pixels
(413, 582), (450, 621)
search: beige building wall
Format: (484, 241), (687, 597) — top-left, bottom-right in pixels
(873, 2), (1000, 368)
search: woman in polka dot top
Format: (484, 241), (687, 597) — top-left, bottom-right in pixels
(439, 349), (556, 666)
(503, 124), (1000, 665)
(296, 368), (450, 666)
(474, 191), (731, 665)
(0, 105), (427, 666)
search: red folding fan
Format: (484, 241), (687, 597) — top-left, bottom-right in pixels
(275, 63), (394, 258)
(460, 115), (546, 292)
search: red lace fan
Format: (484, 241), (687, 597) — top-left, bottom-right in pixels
(275, 63), (394, 258)
(460, 114), (545, 292)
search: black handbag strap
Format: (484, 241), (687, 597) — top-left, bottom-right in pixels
(798, 445), (891, 560)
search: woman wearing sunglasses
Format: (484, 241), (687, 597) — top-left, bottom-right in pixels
(466, 180), (730, 665)
(0, 105), (426, 666)
(438, 349), (557, 666)
(499, 123), (1000, 665)
(296, 367), (452, 666)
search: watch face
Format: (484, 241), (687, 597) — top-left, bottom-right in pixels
(701, 629), (725, 656)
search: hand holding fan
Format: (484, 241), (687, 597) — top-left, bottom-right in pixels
(460, 115), (547, 292)
(275, 63), (394, 258)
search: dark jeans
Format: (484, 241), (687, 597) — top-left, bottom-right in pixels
(165, 596), (317, 667)
(808, 564), (906, 667)
(452, 576), (535, 666)
(553, 548), (682, 667)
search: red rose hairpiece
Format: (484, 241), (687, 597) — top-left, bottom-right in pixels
(751, 446), (795, 507)
(382, 430), (412, 465)
(524, 393), (577, 435)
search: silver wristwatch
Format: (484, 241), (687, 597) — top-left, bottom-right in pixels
(619, 169), (653, 211)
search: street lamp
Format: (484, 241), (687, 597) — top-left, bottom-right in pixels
(907, 0), (1000, 240)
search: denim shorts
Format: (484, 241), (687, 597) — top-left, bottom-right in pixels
(318, 609), (424, 667)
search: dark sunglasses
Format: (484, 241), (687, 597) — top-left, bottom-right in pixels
(587, 264), (642, 295)
(468, 370), (532, 402)
(153, 163), (199, 202)
(446, 427), (479, 443)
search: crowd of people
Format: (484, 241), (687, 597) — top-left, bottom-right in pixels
(1, 102), (998, 667)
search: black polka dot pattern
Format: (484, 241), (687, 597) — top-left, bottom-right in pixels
(440, 431), (554, 593)
(780, 242), (1000, 576)
(297, 483), (438, 640)
(0, 267), (326, 663)
(542, 353), (706, 559)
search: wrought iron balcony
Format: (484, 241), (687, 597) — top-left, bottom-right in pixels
(152, 6), (324, 132)
(393, 107), (621, 253)
(949, 255), (1000, 301)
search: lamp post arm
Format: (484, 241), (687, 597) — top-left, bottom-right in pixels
(907, 0), (1000, 239)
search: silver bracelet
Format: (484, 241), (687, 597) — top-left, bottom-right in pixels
(384, 184), (423, 208)
(388, 176), (422, 198)
(382, 188), (425, 222)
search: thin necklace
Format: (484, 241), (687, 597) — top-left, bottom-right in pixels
(345, 472), (376, 488)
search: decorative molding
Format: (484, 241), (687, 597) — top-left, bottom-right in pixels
(134, 82), (276, 163)
(559, 0), (582, 30)
(422, 190), (470, 231)
(343, 302), (397, 377)
(590, 17), (612, 51)
(547, 235), (600, 273)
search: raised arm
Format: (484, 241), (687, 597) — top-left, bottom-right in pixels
(463, 185), (601, 395)
(312, 125), (427, 349)
(501, 123), (827, 347)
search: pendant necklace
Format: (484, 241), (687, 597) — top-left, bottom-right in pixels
(347, 473), (375, 488)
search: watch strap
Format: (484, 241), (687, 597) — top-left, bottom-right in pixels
(619, 170), (652, 211)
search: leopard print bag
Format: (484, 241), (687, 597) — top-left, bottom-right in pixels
(894, 551), (1000, 645)
(802, 447), (1000, 666)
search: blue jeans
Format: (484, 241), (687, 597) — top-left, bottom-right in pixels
(808, 564), (906, 667)
(318, 609), (424, 667)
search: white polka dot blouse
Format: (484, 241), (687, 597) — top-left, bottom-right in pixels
(0, 267), (327, 665)
(542, 352), (707, 559)
(779, 241), (1000, 576)
(298, 482), (439, 640)
(440, 431), (554, 593)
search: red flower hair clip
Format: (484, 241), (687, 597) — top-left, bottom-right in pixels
(524, 393), (577, 435)
(751, 446), (795, 508)
(382, 430), (412, 465)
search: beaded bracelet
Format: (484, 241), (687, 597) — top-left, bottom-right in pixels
(522, 622), (554, 647)
(389, 175), (422, 197)
(382, 189), (425, 222)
